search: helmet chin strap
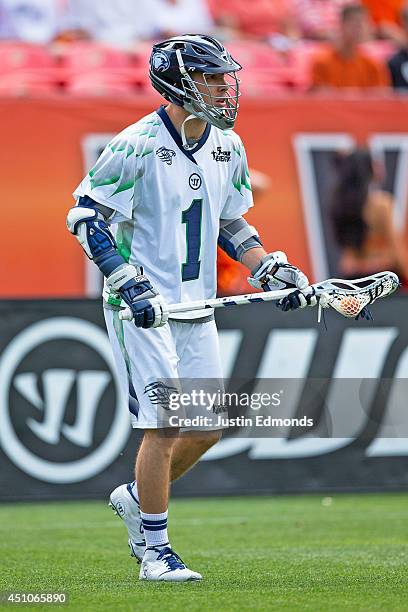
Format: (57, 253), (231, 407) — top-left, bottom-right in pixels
(180, 114), (201, 151)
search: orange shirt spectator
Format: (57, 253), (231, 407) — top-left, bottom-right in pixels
(361, 0), (406, 44)
(312, 46), (390, 87)
(207, 0), (296, 39)
(311, 3), (391, 88)
(361, 0), (403, 25)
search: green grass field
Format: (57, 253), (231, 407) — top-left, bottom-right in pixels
(1, 494), (407, 611)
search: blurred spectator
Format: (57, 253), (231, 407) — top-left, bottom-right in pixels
(362, 0), (403, 24)
(58, 0), (155, 46)
(292, 0), (353, 41)
(388, 3), (408, 88)
(0, 0), (64, 43)
(361, 0), (406, 43)
(58, 0), (213, 48)
(311, 3), (390, 88)
(207, 0), (298, 42)
(330, 149), (408, 281)
(146, 0), (214, 39)
(361, 0), (404, 28)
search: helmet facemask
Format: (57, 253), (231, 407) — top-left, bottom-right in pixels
(175, 49), (240, 130)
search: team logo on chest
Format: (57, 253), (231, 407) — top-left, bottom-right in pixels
(156, 146), (176, 165)
(189, 173), (202, 190)
(211, 146), (231, 162)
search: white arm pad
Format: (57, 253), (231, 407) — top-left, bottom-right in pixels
(66, 206), (98, 259)
(66, 206), (96, 233)
(228, 225), (258, 249)
(219, 217), (262, 261)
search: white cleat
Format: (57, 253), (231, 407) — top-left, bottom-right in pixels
(109, 482), (145, 563)
(139, 546), (203, 582)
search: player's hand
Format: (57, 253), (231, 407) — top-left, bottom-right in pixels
(248, 251), (309, 292)
(276, 287), (317, 312)
(119, 275), (169, 328)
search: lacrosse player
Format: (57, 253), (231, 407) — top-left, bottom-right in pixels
(67, 34), (316, 582)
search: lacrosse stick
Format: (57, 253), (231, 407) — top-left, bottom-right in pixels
(119, 271), (399, 322)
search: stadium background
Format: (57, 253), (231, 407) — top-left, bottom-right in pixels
(1, 0), (408, 502)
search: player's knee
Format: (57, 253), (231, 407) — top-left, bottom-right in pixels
(196, 430), (222, 451)
(143, 428), (179, 455)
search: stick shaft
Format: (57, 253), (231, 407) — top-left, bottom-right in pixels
(168, 289), (293, 314)
(119, 287), (308, 320)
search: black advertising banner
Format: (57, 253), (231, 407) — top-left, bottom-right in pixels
(0, 300), (140, 501)
(0, 298), (408, 501)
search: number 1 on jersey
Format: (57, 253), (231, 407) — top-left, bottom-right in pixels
(182, 199), (202, 281)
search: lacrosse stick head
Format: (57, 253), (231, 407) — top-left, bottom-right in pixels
(315, 271), (399, 318)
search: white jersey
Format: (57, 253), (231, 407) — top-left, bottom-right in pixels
(74, 106), (253, 319)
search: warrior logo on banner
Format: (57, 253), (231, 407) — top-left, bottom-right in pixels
(0, 318), (130, 484)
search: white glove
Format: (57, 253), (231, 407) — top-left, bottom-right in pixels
(248, 251), (309, 292)
(148, 295), (170, 328)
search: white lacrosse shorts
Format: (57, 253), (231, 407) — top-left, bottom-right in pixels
(104, 308), (226, 431)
